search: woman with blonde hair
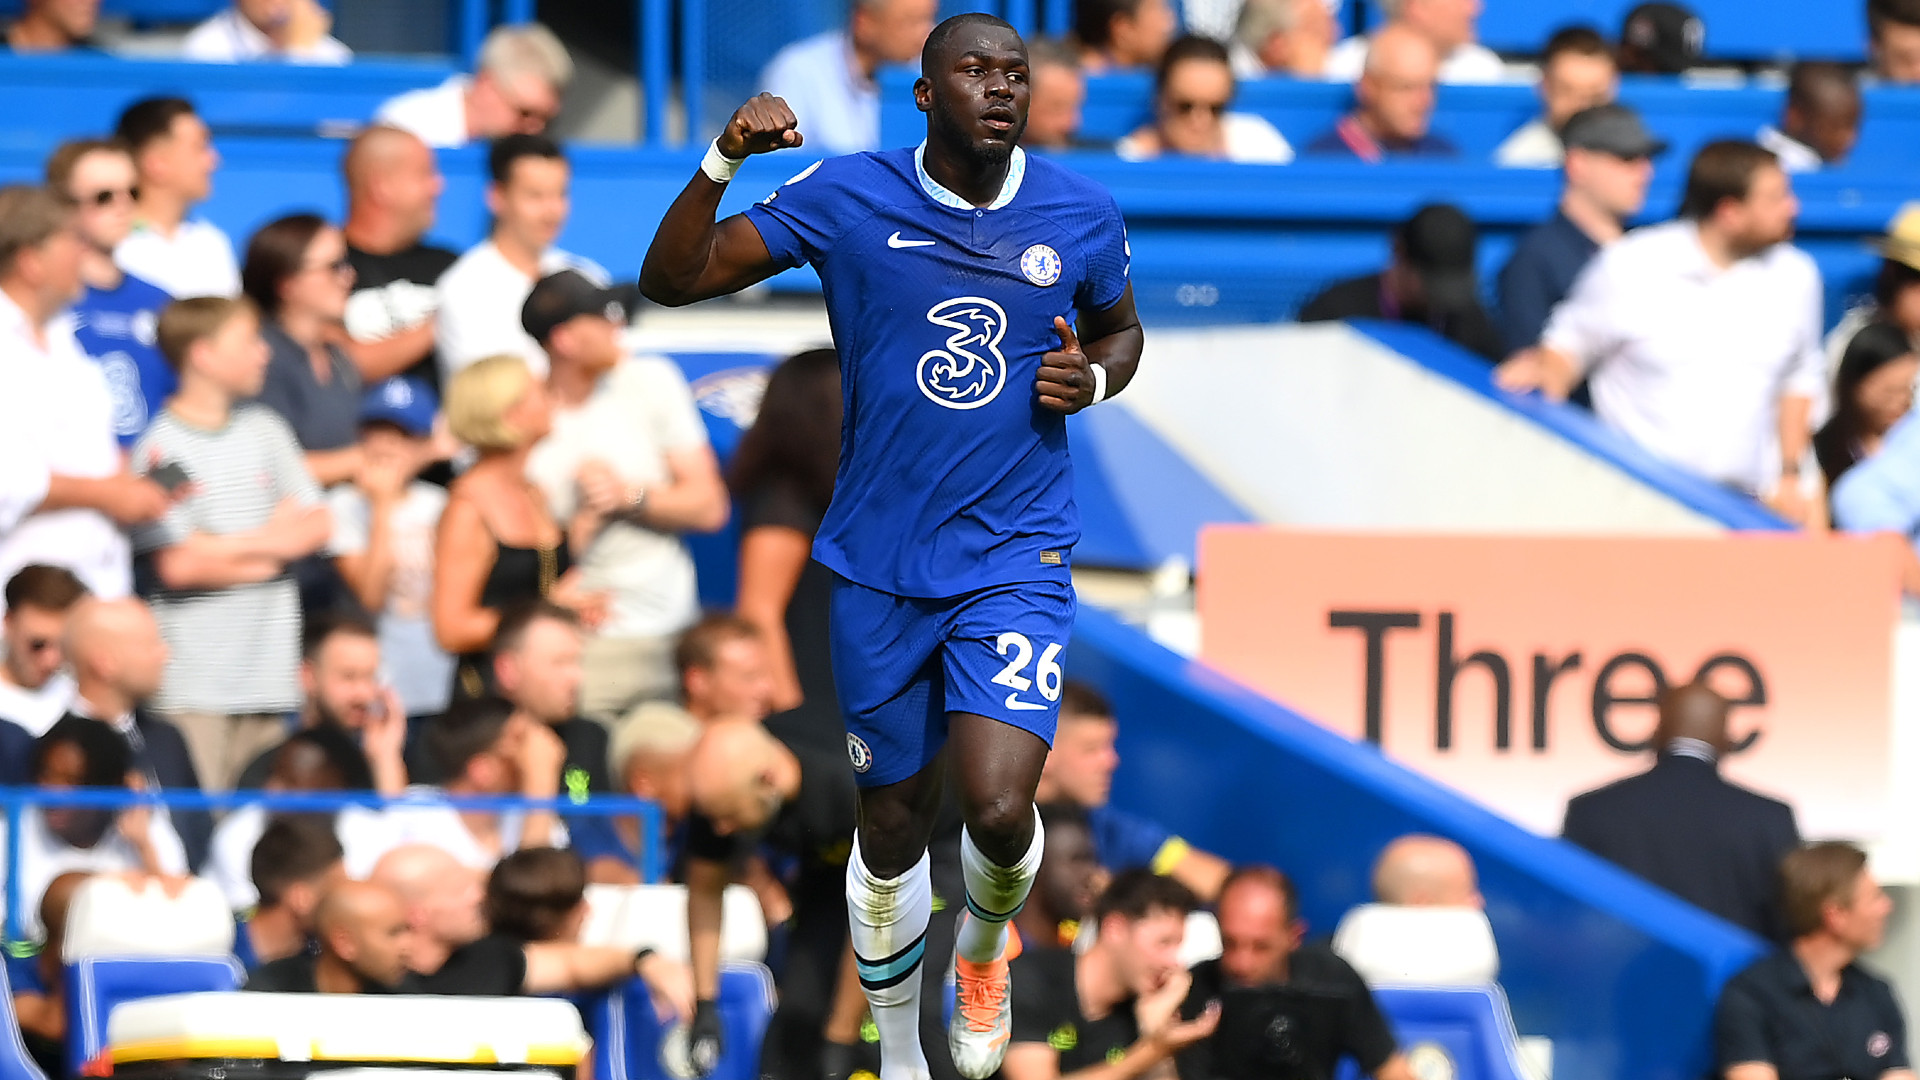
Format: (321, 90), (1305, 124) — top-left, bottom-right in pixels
(432, 354), (604, 703)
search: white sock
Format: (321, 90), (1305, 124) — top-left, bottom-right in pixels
(847, 839), (932, 1080)
(956, 807), (1044, 963)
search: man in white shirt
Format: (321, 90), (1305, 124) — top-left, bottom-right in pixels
(435, 135), (606, 379)
(1494, 26), (1618, 169)
(0, 566), (85, 739)
(181, 0), (351, 64)
(376, 23), (572, 150)
(1324, 0), (1507, 84)
(1498, 141), (1825, 526)
(1756, 61), (1862, 175)
(522, 271), (729, 720)
(112, 98), (241, 300)
(758, 0), (938, 154)
(0, 186), (171, 606)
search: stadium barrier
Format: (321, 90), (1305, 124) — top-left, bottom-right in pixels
(1065, 602), (1768, 1080)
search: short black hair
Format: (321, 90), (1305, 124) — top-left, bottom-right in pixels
(250, 816), (344, 908)
(425, 695), (515, 780)
(1787, 60), (1861, 113)
(1154, 34), (1231, 92)
(1876, 258), (1920, 308)
(1059, 679), (1114, 722)
(1075, 0), (1142, 49)
(1221, 863), (1300, 922)
(1678, 140), (1779, 221)
(492, 599), (581, 658)
(485, 846), (588, 942)
(488, 133), (566, 186)
(34, 714), (131, 787)
(4, 564), (87, 613)
(922, 11), (1022, 74)
(1542, 24), (1610, 63)
(115, 96), (198, 158)
(301, 610), (378, 663)
(280, 724), (378, 791)
(1038, 800), (1092, 837)
(1094, 867), (1197, 924)
(1871, 0), (1920, 37)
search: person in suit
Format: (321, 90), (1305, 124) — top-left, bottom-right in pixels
(47, 597), (210, 869)
(1562, 682), (1800, 939)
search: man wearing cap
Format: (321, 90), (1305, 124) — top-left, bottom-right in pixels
(1498, 141), (1824, 525)
(521, 271), (729, 724)
(1299, 203), (1505, 361)
(1498, 104), (1662, 352)
(328, 376), (455, 722)
(1616, 2), (1704, 75)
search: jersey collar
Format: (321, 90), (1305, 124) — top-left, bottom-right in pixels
(914, 141), (1026, 211)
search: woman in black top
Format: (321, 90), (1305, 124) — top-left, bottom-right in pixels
(433, 354), (605, 702)
(1814, 321), (1918, 491)
(729, 349), (843, 756)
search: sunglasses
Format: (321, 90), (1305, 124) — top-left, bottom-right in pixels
(76, 186), (139, 208)
(1170, 99), (1228, 118)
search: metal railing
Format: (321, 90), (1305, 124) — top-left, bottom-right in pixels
(0, 786), (667, 944)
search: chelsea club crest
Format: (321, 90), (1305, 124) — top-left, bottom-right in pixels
(1020, 244), (1061, 287)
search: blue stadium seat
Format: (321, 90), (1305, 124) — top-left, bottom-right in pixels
(0, 53), (456, 150)
(0, 954), (48, 1080)
(64, 957), (241, 1077)
(578, 962), (776, 1080)
(1329, 986), (1534, 1080)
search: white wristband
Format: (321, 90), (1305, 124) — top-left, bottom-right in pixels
(1088, 362), (1109, 404)
(700, 139), (745, 184)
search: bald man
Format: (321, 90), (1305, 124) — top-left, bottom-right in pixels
(341, 124), (456, 387)
(1371, 835), (1483, 909)
(1563, 682), (1801, 939)
(37, 597), (209, 869)
(1307, 24), (1459, 162)
(682, 719), (857, 1080)
(368, 843), (690, 1006)
(246, 879), (418, 993)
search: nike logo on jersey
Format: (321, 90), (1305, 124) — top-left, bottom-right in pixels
(888, 232), (937, 249)
(1005, 694), (1048, 712)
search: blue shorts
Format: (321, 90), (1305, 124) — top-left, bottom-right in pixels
(830, 574), (1076, 788)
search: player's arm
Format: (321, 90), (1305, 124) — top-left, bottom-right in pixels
(1036, 284), (1145, 415)
(639, 94), (804, 307)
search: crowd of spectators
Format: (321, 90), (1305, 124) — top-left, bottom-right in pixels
(0, 4), (1915, 1080)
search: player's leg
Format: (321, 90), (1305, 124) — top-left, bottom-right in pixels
(847, 761), (945, 1080)
(936, 580), (1075, 1078)
(833, 578), (951, 1080)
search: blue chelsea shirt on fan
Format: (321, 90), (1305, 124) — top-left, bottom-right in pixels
(72, 273), (175, 447)
(742, 142), (1131, 600)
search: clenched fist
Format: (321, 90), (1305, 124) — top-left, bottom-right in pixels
(716, 93), (804, 159)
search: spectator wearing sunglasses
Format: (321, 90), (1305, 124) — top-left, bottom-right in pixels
(1117, 34), (1293, 162)
(44, 139), (176, 448)
(376, 23), (572, 150)
(243, 214), (364, 494)
(0, 565), (86, 744)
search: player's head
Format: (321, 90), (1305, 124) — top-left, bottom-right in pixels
(1091, 868), (1196, 997)
(1039, 680), (1120, 808)
(1216, 864), (1305, 987)
(1034, 802), (1101, 929)
(915, 13), (1030, 164)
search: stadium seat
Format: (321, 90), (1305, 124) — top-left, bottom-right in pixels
(578, 962), (776, 1080)
(61, 876), (243, 1077)
(580, 883), (769, 963)
(0, 954), (48, 1080)
(1331, 904), (1501, 987)
(1366, 986), (1537, 1080)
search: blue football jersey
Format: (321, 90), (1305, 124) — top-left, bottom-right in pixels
(71, 273), (175, 447)
(743, 144), (1131, 599)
